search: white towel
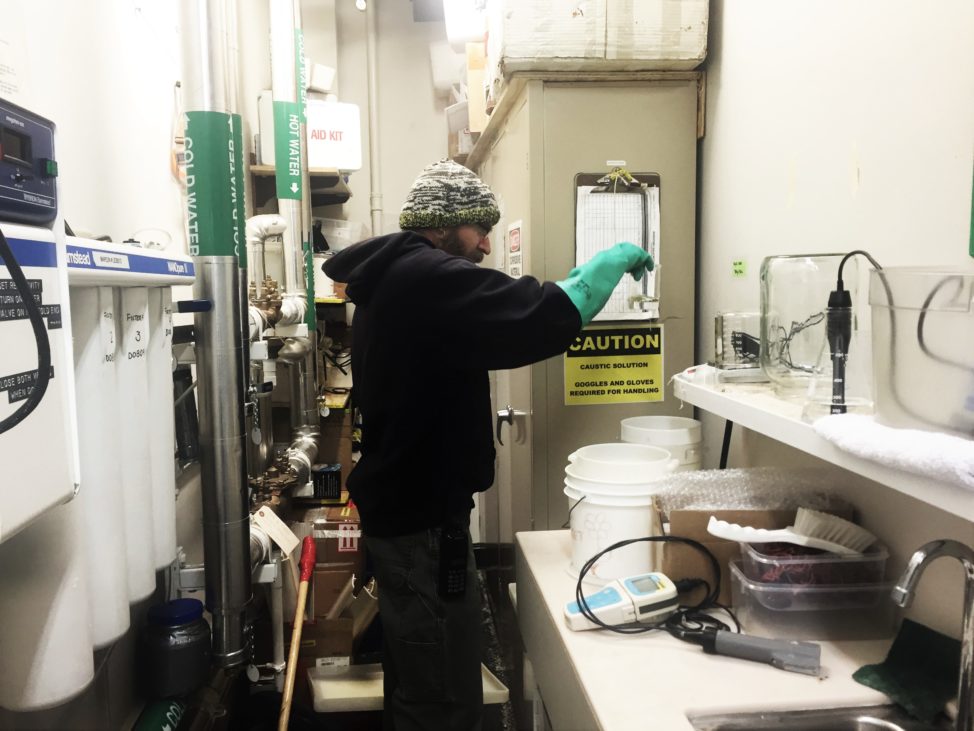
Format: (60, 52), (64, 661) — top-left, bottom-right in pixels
(814, 414), (974, 490)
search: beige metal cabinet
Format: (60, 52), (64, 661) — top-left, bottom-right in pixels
(473, 74), (702, 540)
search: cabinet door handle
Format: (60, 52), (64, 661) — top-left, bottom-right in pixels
(495, 405), (528, 446)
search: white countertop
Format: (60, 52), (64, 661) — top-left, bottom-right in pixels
(515, 530), (895, 731)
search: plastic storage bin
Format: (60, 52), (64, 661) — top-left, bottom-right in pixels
(318, 218), (367, 252)
(739, 542), (888, 586)
(729, 561), (896, 640)
(869, 267), (974, 438)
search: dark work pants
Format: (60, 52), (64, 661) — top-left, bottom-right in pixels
(364, 518), (483, 731)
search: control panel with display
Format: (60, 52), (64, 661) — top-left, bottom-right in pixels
(0, 98), (58, 225)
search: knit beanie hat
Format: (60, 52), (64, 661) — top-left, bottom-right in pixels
(399, 159), (501, 231)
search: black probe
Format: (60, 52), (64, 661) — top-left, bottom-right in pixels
(828, 250), (883, 415)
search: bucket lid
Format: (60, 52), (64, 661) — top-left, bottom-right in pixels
(564, 483), (656, 506)
(620, 416), (702, 445)
(148, 598), (204, 627)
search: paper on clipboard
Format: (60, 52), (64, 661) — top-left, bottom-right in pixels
(575, 185), (660, 320)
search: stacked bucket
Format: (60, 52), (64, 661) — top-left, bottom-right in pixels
(565, 417), (701, 585)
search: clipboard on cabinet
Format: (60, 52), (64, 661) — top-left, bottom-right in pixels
(574, 171), (661, 321)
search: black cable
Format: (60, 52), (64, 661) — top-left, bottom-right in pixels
(561, 494), (586, 529)
(828, 250), (884, 414)
(917, 276), (974, 373)
(719, 420), (733, 469)
(0, 228), (52, 435)
(573, 535), (739, 643)
(865, 257), (964, 431)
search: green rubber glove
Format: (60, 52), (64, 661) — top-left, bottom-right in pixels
(556, 242), (654, 326)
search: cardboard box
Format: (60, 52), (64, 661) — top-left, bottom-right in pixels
(317, 503), (363, 565)
(466, 42), (489, 133)
(290, 503), (365, 574)
(291, 581), (379, 661)
(313, 563), (356, 618)
(485, 0), (709, 96)
(662, 509), (794, 606)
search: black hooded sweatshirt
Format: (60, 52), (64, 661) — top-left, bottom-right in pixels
(323, 231), (581, 536)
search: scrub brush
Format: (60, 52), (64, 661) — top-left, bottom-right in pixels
(706, 508), (877, 555)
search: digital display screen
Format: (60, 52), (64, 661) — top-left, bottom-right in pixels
(1, 126), (32, 166)
(630, 575), (659, 594)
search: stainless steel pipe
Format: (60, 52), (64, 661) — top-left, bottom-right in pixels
(180, 0), (251, 667)
(193, 260), (251, 667)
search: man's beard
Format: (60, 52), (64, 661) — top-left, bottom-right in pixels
(439, 229), (484, 264)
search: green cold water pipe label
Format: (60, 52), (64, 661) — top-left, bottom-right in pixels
(133, 698), (186, 731)
(185, 111), (241, 258)
(231, 114), (247, 268)
(274, 101), (302, 201)
(296, 29), (307, 123)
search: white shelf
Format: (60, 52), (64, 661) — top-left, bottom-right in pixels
(673, 368), (974, 521)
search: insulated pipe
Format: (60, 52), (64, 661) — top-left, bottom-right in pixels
(279, 337), (319, 431)
(271, 554), (286, 691)
(278, 338), (320, 483)
(269, 0), (307, 318)
(294, 0), (317, 333)
(250, 523), (273, 570)
(365, 0), (383, 235)
(181, 0), (251, 667)
(246, 214), (286, 297)
(226, 0), (252, 474)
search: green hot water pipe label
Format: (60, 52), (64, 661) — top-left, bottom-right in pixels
(274, 101), (302, 201)
(185, 111), (242, 259)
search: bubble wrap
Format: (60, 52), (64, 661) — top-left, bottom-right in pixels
(649, 467), (852, 517)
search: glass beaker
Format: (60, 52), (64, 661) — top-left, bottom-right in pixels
(760, 254), (863, 401)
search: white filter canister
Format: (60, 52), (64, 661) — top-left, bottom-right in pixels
(620, 416), (702, 471)
(70, 287), (130, 646)
(117, 287), (156, 601)
(0, 501), (94, 710)
(148, 288), (177, 569)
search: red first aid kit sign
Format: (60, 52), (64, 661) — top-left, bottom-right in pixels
(306, 100), (362, 172)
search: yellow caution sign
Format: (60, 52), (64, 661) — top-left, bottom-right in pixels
(564, 325), (664, 406)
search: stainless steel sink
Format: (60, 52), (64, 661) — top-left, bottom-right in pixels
(687, 705), (950, 731)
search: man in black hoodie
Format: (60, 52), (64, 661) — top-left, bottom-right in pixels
(323, 159), (652, 731)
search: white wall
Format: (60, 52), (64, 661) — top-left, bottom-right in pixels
(329, 0), (449, 234)
(697, 0), (974, 637)
(698, 0), (974, 362)
(0, 1), (185, 249)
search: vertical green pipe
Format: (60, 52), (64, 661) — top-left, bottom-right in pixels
(185, 112), (238, 258)
(296, 28), (317, 330)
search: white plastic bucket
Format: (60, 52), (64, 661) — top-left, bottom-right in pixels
(620, 416), (702, 471)
(564, 484), (659, 585)
(567, 443), (678, 483)
(563, 468), (665, 496)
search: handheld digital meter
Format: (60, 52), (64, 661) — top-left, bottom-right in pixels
(565, 571), (679, 631)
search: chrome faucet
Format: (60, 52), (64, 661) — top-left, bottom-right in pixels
(891, 539), (974, 731)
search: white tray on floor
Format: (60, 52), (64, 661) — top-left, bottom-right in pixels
(307, 662), (510, 713)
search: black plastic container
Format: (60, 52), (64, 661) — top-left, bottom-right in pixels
(139, 598), (211, 698)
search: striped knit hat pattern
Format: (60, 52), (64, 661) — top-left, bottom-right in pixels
(399, 159), (501, 231)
